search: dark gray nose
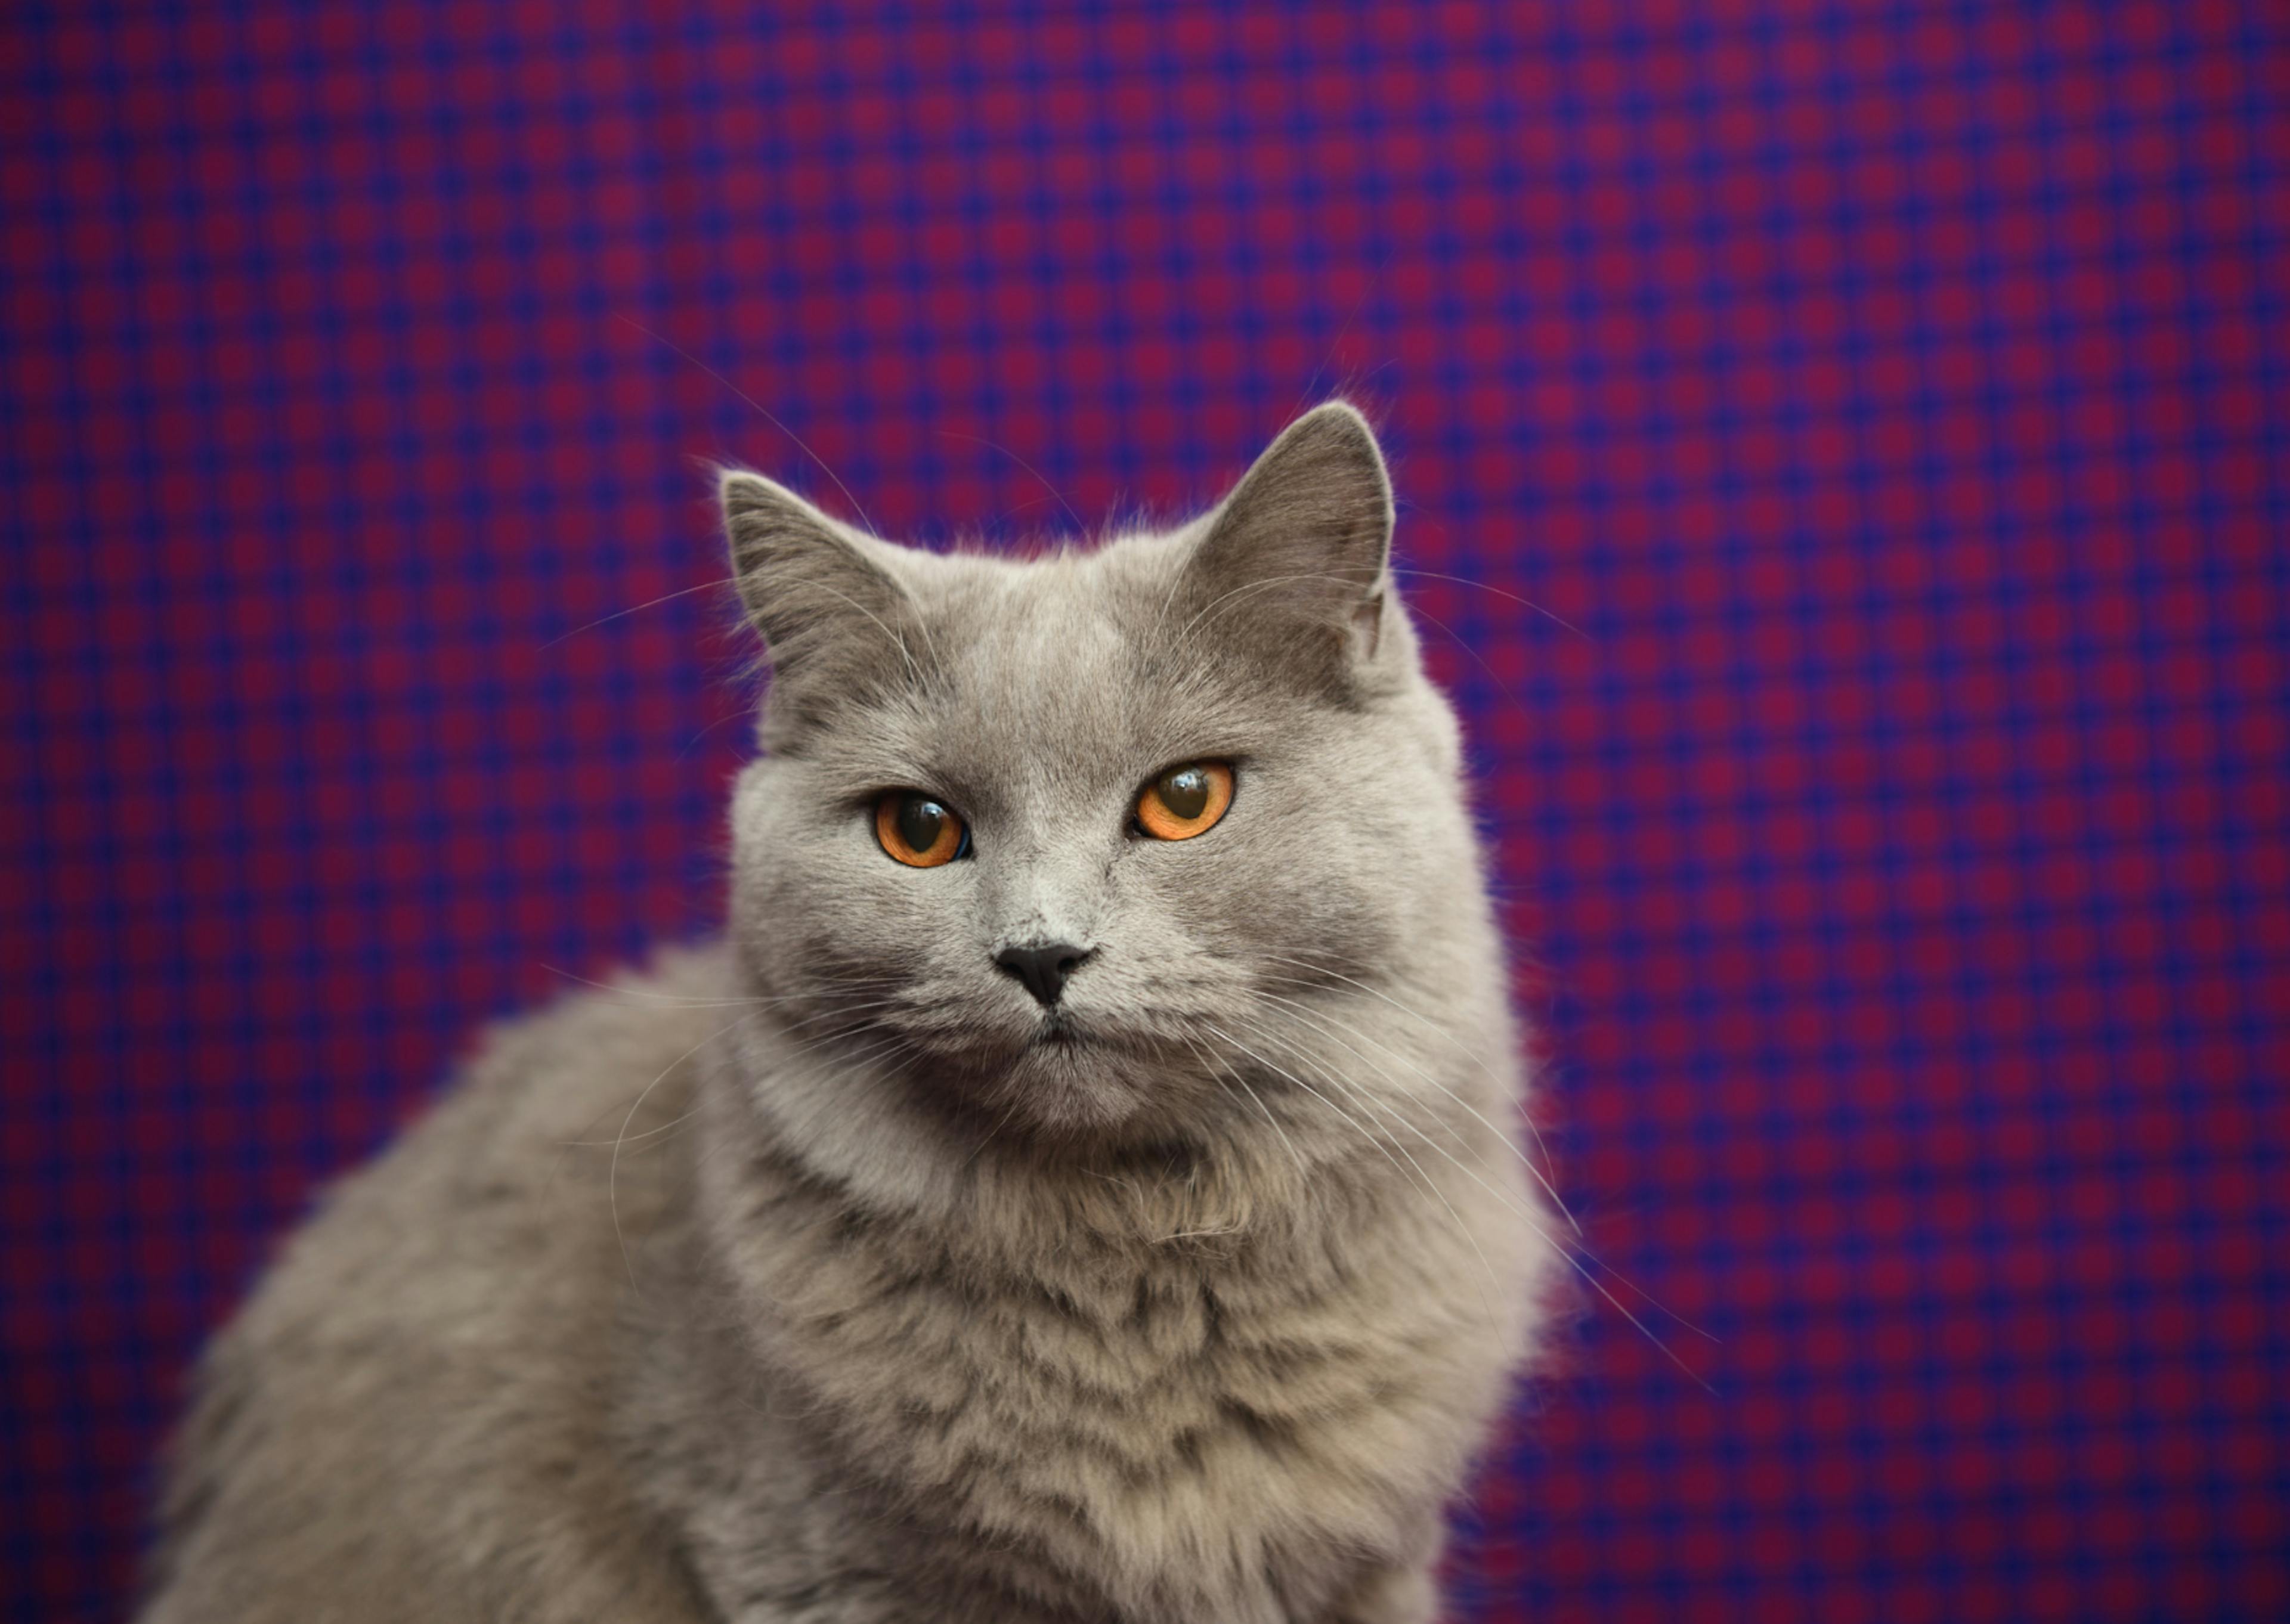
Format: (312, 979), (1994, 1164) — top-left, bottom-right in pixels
(994, 942), (1091, 1008)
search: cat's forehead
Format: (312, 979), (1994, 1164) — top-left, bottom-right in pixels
(857, 531), (1265, 805)
(932, 534), (1168, 685)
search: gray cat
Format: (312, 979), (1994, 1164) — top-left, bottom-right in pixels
(140, 403), (1559, 1624)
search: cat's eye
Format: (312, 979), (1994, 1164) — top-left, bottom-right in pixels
(874, 791), (969, 867)
(1135, 762), (1234, 841)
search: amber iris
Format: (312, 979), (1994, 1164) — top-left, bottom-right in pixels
(1135, 761), (1234, 841)
(874, 792), (967, 867)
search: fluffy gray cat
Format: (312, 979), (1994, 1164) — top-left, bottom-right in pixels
(140, 403), (1559, 1624)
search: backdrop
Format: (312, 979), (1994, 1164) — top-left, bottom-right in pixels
(5, 3), (2286, 1620)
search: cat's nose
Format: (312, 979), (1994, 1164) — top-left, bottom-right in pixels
(994, 942), (1092, 1008)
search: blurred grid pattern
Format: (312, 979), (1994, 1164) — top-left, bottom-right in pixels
(4, 2), (2287, 1620)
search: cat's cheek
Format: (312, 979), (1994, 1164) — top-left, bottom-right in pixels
(1155, 829), (1394, 983)
(1416, 693), (1467, 779)
(726, 761), (777, 841)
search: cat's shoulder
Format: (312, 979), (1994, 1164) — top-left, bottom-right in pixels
(189, 943), (732, 1389)
(143, 951), (734, 1623)
(285, 941), (736, 1289)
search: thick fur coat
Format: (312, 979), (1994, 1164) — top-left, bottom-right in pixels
(141, 405), (1560, 1623)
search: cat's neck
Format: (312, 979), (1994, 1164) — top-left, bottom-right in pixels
(691, 1022), (1422, 1290)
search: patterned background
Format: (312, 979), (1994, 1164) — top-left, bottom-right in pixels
(4, 3), (2286, 1620)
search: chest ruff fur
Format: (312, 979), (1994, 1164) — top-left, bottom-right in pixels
(658, 1049), (1539, 1624)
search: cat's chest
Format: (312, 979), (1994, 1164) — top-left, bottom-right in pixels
(790, 1243), (1472, 1618)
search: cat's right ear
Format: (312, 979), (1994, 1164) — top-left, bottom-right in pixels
(719, 471), (923, 726)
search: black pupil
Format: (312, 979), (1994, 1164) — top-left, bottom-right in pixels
(1158, 767), (1209, 821)
(896, 797), (948, 853)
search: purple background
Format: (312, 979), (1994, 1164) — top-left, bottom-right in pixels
(5, 3), (2287, 1620)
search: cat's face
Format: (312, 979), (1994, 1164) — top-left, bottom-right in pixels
(722, 405), (1496, 1147)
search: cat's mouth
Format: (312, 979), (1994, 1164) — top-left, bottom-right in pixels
(925, 1003), (1221, 1144)
(1014, 1002), (1203, 1062)
(1026, 1012), (1122, 1062)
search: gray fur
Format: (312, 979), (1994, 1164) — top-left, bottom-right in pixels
(141, 403), (1561, 1624)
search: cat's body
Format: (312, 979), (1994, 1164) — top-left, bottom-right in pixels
(141, 405), (1559, 1623)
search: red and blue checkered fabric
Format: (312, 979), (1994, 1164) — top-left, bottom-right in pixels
(4, 4), (2286, 1620)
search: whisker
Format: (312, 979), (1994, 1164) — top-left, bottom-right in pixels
(558, 988), (912, 1176)
(958, 1096), (1026, 1170)
(934, 428), (1086, 534)
(1401, 594), (1558, 761)
(537, 963), (908, 1011)
(1391, 565), (1592, 641)
(806, 578), (924, 685)
(678, 703), (762, 763)
(1200, 1020), (1431, 1196)
(1253, 971), (1581, 1236)
(541, 578), (741, 650)
(1173, 570), (1379, 647)
(608, 1012), (765, 1285)
(1179, 1029), (1307, 1186)
(1256, 955), (1580, 1235)
(571, 1016), (915, 1158)
(1212, 1015), (1505, 1326)
(1240, 1005), (1714, 1389)
(615, 314), (881, 540)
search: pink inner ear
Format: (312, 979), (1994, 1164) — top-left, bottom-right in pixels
(1350, 593), (1384, 661)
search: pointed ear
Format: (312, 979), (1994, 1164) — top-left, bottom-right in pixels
(719, 470), (924, 732)
(1177, 402), (1399, 692)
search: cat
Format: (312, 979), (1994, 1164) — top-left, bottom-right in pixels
(138, 402), (1560, 1624)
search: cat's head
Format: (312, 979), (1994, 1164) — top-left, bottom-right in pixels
(719, 404), (1504, 1153)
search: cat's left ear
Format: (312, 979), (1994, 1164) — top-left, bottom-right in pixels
(1179, 401), (1401, 693)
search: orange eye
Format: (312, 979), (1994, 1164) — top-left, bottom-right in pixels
(1135, 762), (1234, 841)
(874, 792), (968, 867)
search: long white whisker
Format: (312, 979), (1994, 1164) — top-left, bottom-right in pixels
(1390, 565), (1592, 641)
(567, 1013), (913, 1152)
(538, 963), (908, 1011)
(1173, 569), (1379, 646)
(615, 315), (881, 540)
(1179, 1029), (1307, 1185)
(934, 428), (1086, 534)
(1213, 1015), (1503, 1325)
(806, 579), (922, 685)
(541, 578), (741, 649)
(609, 1012), (763, 1286)
(1234, 1002), (1561, 1255)
(1200, 1020), (1419, 1193)
(1252, 975), (1581, 1236)
(1240, 1006), (1713, 1388)
(1257, 954), (1580, 1236)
